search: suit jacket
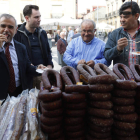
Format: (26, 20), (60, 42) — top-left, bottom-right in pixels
(57, 39), (67, 54)
(0, 40), (37, 99)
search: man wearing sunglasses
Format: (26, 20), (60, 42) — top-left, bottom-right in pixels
(104, 1), (140, 66)
(14, 5), (53, 89)
(0, 14), (46, 99)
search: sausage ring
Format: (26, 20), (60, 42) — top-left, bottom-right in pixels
(65, 109), (86, 117)
(130, 64), (140, 82)
(64, 117), (84, 125)
(66, 130), (84, 138)
(86, 134), (112, 140)
(48, 129), (63, 139)
(113, 134), (139, 140)
(64, 123), (84, 132)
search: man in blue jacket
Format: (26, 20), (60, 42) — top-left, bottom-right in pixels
(104, 1), (140, 67)
(14, 5), (53, 89)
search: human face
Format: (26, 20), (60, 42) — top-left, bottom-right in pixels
(81, 22), (95, 43)
(60, 33), (65, 39)
(26, 9), (41, 28)
(120, 8), (139, 29)
(0, 17), (17, 42)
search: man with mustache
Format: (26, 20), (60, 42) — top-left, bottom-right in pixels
(0, 14), (46, 99)
(14, 5), (53, 89)
(104, 1), (140, 66)
(63, 19), (110, 69)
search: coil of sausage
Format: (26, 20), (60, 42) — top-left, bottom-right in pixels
(130, 64), (140, 82)
(86, 134), (112, 140)
(64, 123), (84, 132)
(48, 129), (63, 139)
(38, 89), (62, 102)
(66, 130), (84, 138)
(89, 101), (113, 110)
(113, 134), (139, 140)
(94, 63), (119, 80)
(113, 63), (135, 80)
(60, 66), (80, 85)
(114, 79), (137, 90)
(42, 69), (62, 90)
(89, 84), (114, 93)
(65, 109), (86, 117)
(64, 117), (84, 125)
(62, 92), (86, 103)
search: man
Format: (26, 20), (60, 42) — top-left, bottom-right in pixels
(0, 14), (45, 99)
(104, 1), (140, 66)
(67, 26), (74, 43)
(63, 19), (110, 69)
(14, 5), (53, 89)
(57, 32), (67, 67)
(55, 30), (60, 45)
(72, 28), (81, 39)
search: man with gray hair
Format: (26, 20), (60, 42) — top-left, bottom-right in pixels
(63, 19), (110, 69)
(67, 26), (74, 43)
(0, 14), (46, 99)
(72, 28), (81, 39)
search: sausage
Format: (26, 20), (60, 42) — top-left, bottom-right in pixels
(86, 134), (112, 140)
(114, 113), (138, 123)
(89, 84), (114, 93)
(113, 127), (135, 137)
(41, 99), (62, 110)
(66, 136), (85, 140)
(66, 130), (84, 138)
(38, 89), (62, 102)
(112, 97), (135, 106)
(113, 134), (139, 140)
(65, 85), (90, 93)
(113, 63), (135, 80)
(48, 136), (65, 140)
(40, 115), (63, 126)
(88, 129), (111, 139)
(42, 69), (63, 90)
(88, 93), (111, 101)
(65, 109), (86, 117)
(114, 79), (137, 90)
(10, 96), (27, 140)
(112, 89), (136, 98)
(64, 123), (84, 132)
(77, 64), (96, 80)
(64, 102), (87, 110)
(48, 129), (63, 139)
(113, 105), (135, 114)
(136, 82), (140, 90)
(114, 121), (136, 130)
(87, 107), (114, 118)
(62, 92), (86, 103)
(88, 123), (111, 133)
(94, 63), (119, 80)
(89, 101), (113, 110)
(88, 117), (113, 127)
(60, 66), (80, 85)
(42, 107), (63, 117)
(130, 64), (140, 82)
(64, 117), (84, 125)
(41, 123), (61, 133)
(89, 75), (116, 84)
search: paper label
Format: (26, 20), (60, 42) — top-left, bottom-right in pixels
(80, 75), (88, 83)
(76, 82), (83, 85)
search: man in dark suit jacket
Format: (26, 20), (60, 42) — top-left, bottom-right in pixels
(0, 14), (45, 99)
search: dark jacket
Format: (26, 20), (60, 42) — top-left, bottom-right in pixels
(57, 39), (67, 54)
(104, 27), (140, 66)
(55, 34), (60, 43)
(0, 40), (37, 99)
(14, 22), (53, 67)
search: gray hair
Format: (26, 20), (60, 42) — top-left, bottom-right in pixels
(60, 31), (65, 36)
(80, 19), (96, 30)
(0, 13), (18, 27)
(76, 28), (81, 33)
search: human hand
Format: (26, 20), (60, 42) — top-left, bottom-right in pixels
(86, 60), (95, 68)
(0, 34), (8, 48)
(37, 64), (47, 70)
(78, 59), (86, 65)
(117, 37), (128, 52)
(46, 65), (53, 69)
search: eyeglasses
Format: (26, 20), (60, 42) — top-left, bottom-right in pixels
(0, 24), (14, 29)
(81, 30), (94, 34)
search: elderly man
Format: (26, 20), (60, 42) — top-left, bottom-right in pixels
(72, 28), (81, 39)
(63, 19), (110, 69)
(104, 1), (140, 66)
(57, 32), (67, 67)
(0, 14), (46, 99)
(67, 26), (74, 43)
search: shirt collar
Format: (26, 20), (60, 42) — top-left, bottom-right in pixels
(82, 37), (95, 45)
(25, 27), (37, 34)
(2, 39), (14, 49)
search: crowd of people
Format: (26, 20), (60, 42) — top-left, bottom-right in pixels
(0, 1), (140, 99)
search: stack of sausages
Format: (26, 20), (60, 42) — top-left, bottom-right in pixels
(112, 63), (138, 140)
(60, 66), (88, 140)
(130, 64), (140, 139)
(86, 63), (115, 140)
(38, 69), (64, 140)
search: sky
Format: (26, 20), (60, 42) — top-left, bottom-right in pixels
(78, 0), (106, 14)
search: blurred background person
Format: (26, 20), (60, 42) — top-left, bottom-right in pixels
(72, 27), (81, 39)
(57, 32), (67, 67)
(55, 30), (60, 45)
(67, 26), (74, 43)
(62, 28), (67, 40)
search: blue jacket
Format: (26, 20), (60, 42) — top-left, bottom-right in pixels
(14, 23), (53, 67)
(104, 27), (140, 66)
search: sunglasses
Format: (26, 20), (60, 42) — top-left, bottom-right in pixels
(0, 24), (14, 29)
(120, 11), (132, 15)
